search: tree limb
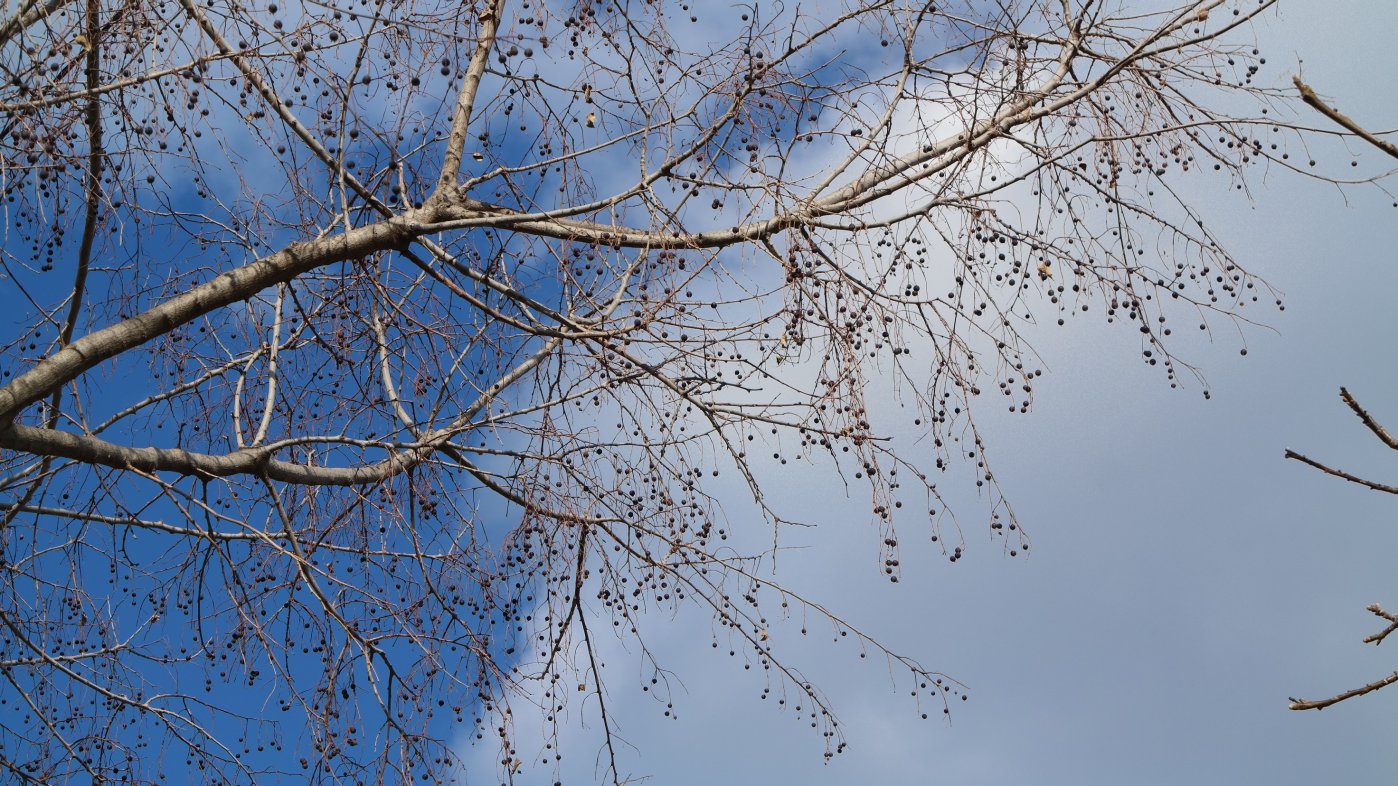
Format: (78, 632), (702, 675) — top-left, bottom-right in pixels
(1294, 75), (1398, 160)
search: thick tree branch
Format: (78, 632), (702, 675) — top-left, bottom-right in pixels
(434, 0), (507, 196)
(0, 329), (561, 484)
(0, 0), (72, 48)
(0, 213), (428, 426)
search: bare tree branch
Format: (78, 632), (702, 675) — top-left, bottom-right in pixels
(1341, 387), (1398, 449)
(1289, 671), (1398, 711)
(1283, 449), (1398, 495)
(1294, 75), (1398, 160)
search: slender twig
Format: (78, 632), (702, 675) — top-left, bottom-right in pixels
(1289, 671), (1398, 711)
(1294, 75), (1398, 161)
(1283, 449), (1398, 495)
(1340, 387), (1398, 449)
